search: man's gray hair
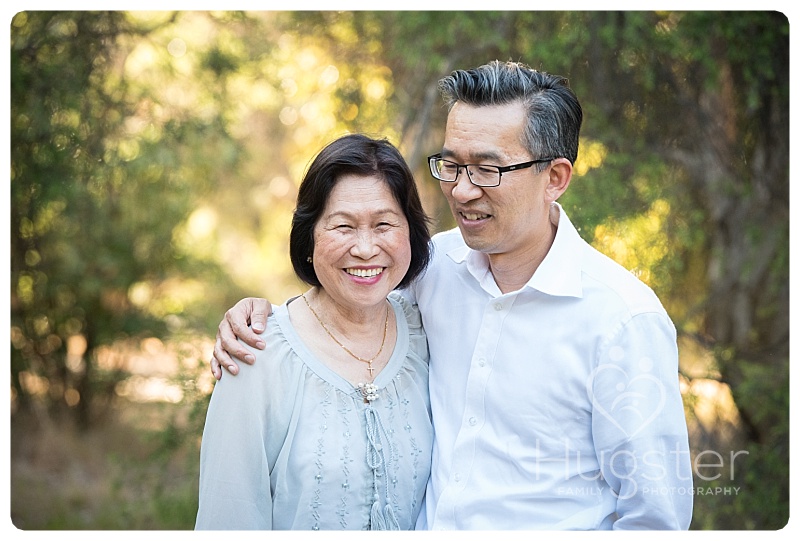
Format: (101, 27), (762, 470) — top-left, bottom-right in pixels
(438, 60), (582, 165)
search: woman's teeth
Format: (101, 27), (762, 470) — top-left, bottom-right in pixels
(346, 268), (383, 277)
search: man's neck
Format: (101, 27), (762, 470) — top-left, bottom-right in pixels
(487, 211), (559, 294)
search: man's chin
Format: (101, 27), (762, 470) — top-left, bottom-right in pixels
(459, 231), (495, 253)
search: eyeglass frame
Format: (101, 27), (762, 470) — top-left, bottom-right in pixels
(427, 153), (557, 187)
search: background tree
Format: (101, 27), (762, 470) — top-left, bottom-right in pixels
(10, 11), (244, 428)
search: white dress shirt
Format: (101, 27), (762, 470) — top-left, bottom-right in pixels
(408, 203), (692, 530)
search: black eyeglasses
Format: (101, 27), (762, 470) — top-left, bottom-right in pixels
(428, 154), (555, 187)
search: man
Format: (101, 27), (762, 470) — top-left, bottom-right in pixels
(211, 60), (693, 529)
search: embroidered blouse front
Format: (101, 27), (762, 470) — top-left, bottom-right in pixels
(196, 293), (432, 530)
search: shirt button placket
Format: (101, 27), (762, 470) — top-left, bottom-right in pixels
(434, 297), (509, 529)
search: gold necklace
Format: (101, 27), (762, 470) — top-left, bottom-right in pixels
(302, 293), (389, 378)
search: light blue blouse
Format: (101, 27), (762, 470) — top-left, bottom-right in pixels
(195, 292), (432, 530)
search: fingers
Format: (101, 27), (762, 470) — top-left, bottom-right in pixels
(210, 353), (223, 380)
(208, 297), (273, 379)
(250, 298), (271, 333)
(224, 299), (268, 350)
(212, 335), (240, 377)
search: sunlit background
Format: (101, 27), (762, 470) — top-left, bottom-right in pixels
(8, 11), (789, 530)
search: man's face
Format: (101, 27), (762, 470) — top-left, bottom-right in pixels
(439, 101), (555, 259)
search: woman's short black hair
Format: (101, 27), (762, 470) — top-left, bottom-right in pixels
(289, 133), (432, 290)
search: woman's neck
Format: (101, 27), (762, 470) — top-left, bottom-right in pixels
(304, 287), (386, 330)
(292, 287), (396, 384)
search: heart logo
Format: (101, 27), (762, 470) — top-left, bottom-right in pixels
(586, 359), (667, 440)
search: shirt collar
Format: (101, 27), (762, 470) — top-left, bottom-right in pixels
(531, 203), (584, 297)
(445, 202), (584, 298)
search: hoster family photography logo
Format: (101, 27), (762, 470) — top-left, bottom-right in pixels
(553, 349), (750, 499)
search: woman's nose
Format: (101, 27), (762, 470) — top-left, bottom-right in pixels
(350, 229), (380, 258)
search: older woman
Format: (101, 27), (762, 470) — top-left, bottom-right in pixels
(195, 134), (433, 530)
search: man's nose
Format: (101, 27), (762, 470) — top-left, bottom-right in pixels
(448, 168), (484, 202)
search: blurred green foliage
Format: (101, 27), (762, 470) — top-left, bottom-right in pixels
(9, 11), (789, 530)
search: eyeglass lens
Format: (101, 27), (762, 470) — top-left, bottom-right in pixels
(432, 159), (500, 186)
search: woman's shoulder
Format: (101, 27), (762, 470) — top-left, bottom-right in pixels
(227, 313), (301, 380)
(388, 290), (422, 331)
(388, 291), (428, 367)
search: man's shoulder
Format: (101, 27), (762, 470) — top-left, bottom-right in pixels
(410, 228), (469, 296)
(431, 227), (465, 251)
(431, 227), (464, 247)
(581, 243), (667, 316)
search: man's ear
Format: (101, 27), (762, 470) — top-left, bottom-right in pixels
(545, 158), (572, 203)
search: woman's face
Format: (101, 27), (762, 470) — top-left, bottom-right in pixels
(312, 174), (411, 311)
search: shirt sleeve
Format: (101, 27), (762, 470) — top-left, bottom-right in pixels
(195, 349), (274, 530)
(589, 311), (693, 529)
